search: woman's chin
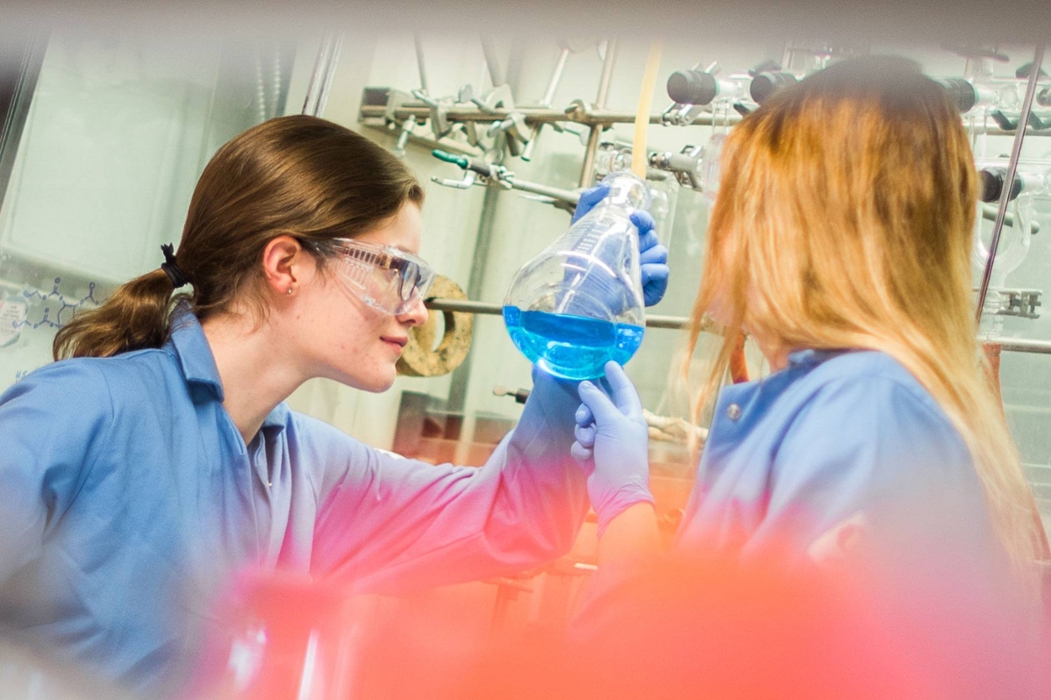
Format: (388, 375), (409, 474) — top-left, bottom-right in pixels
(357, 370), (397, 394)
(329, 364), (397, 394)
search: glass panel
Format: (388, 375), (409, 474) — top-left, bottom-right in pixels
(0, 32), (298, 389)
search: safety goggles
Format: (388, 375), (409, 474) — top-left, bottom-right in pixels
(327, 238), (436, 316)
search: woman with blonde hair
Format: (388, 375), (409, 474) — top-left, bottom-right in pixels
(572, 56), (1047, 604)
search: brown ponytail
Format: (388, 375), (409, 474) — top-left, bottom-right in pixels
(53, 270), (183, 359)
(54, 115), (423, 360)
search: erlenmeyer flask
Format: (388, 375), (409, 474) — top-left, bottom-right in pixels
(503, 171), (649, 380)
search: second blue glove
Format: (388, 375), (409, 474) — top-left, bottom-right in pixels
(572, 361), (654, 536)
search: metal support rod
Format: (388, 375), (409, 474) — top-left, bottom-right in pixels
(541, 47), (571, 106)
(425, 298), (1051, 355)
(425, 297), (689, 330)
(580, 39), (619, 188)
(359, 102), (739, 127)
(522, 46), (573, 162)
(362, 100), (1051, 135)
(364, 123), (484, 158)
(445, 186), (501, 412)
(302, 33), (342, 116)
(480, 36), (505, 87)
(580, 121), (606, 188)
(595, 42), (617, 111)
(994, 338), (1051, 355)
(975, 43), (1045, 324)
(507, 179), (580, 204)
(413, 33), (429, 95)
(301, 36), (332, 115)
(315, 35), (343, 116)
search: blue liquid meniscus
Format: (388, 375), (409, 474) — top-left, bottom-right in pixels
(502, 306), (645, 380)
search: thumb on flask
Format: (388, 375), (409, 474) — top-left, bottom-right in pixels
(578, 379), (621, 424)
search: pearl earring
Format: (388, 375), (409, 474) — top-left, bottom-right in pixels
(287, 287), (294, 295)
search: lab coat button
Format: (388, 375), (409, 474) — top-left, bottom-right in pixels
(727, 403), (742, 421)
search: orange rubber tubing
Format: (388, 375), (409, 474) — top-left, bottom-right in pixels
(729, 333), (749, 384)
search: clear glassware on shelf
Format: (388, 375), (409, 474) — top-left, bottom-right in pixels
(503, 171), (649, 380)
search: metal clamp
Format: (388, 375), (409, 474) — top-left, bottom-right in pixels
(430, 149), (513, 190)
(430, 149), (579, 211)
(649, 145), (704, 190)
(487, 112), (530, 156)
(392, 116), (417, 157)
(411, 88), (454, 140)
(997, 289), (1043, 319)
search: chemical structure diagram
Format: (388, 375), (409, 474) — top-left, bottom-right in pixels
(13, 277), (101, 330)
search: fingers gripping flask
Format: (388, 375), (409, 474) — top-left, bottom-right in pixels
(503, 171), (650, 380)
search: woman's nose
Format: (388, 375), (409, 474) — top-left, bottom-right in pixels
(398, 297), (430, 327)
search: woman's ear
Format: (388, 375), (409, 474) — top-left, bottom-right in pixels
(261, 236), (313, 297)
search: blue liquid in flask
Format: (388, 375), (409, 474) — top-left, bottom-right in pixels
(503, 306), (645, 380)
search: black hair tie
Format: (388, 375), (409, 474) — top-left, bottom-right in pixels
(160, 243), (190, 289)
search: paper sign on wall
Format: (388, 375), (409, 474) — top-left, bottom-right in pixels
(0, 297), (28, 348)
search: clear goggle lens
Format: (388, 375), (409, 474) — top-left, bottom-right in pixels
(329, 239), (435, 316)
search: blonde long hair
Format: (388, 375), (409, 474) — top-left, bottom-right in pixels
(684, 56), (1044, 588)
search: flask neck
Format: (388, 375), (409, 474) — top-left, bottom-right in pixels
(606, 184), (639, 208)
(599, 171), (651, 212)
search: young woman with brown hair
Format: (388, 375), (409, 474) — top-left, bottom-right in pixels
(573, 57), (1047, 606)
(0, 115), (669, 695)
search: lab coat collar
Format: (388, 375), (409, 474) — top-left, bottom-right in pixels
(168, 306), (291, 433)
(785, 348), (850, 368)
(168, 306), (225, 402)
(260, 403), (290, 431)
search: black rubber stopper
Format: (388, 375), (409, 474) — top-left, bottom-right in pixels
(749, 72), (798, 104)
(667, 70), (718, 105)
(937, 78), (978, 113)
(979, 168), (1022, 203)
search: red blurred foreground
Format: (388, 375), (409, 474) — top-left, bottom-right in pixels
(187, 546), (1049, 700)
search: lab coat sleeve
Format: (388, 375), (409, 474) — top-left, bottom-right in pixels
(752, 375), (989, 567)
(0, 362), (113, 587)
(310, 367), (589, 592)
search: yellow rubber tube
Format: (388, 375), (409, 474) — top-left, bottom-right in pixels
(632, 42), (663, 178)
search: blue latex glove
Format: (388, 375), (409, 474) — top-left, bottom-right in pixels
(572, 183), (670, 307)
(572, 361), (654, 536)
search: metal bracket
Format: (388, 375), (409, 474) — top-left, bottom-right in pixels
(661, 102), (708, 127)
(996, 289), (1042, 319)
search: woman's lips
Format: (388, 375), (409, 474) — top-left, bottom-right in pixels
(382, 336), (408, 352)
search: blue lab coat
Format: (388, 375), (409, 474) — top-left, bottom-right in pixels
(569, 349), (1039, 696)
(675, 349), (1010, 578)
(0, 310), (587, 695)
